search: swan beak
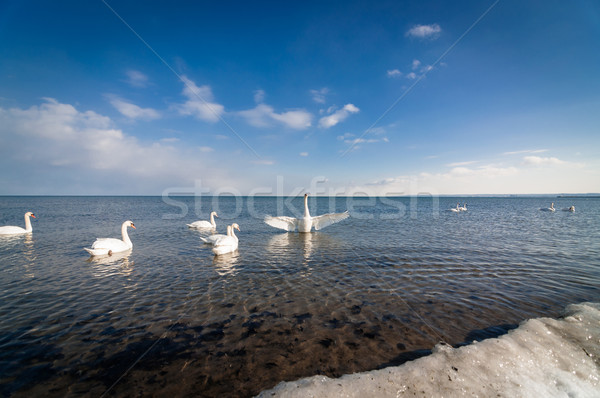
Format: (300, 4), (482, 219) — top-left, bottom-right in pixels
(235, 226), (241, 231)
(215, 213), (218, 218)
(31, 214), (36, 218)
(131, 224), (136, 229)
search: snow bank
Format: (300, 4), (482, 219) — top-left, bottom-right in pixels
(257, 302), (600, 397)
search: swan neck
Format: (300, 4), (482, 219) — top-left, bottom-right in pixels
(210, 212), (215, 226)
(24, 214), (33, 232)
(121, 222), (132, 246)
(227, 225), (232, 236)
(304, 195), (310, 217)
(230, 226), (237, 239)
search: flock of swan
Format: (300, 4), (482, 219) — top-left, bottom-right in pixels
(0, 194), (350, 257)
(0, 197), (577, 257)
(539, 203), (575, 212)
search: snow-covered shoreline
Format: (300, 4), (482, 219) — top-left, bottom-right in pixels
(257, 302), (600, 397)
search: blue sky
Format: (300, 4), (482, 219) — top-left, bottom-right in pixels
(1, 0), (599, 195)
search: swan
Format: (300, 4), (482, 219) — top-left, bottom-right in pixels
(562, 205), (575, 212)
(201, 223), (239, 245)
(450, 203), (460, 213)
(212, 224), (240, 255)
(540, 203), (555, 212)
(84, 220), (136, 256)
(0, 212), (36, 235)
(264, 193), (349, 233)
(459, 203), (467, 211)
(187, 211), (218, 229)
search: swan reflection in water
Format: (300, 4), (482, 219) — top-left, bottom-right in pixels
(87, 249), (134, 277)
(212, 250), (240, 276)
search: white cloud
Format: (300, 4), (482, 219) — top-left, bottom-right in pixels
(319, 103), (359, 128)
(522, 156), (566, 166)
(238, 103), (312, 130)
(0, 98), (238, 194)
(198, 146), (214, 152)
(176, 76), (225, 122)
(412, 59), (421, 70)
(299, 152), (309, 157)
(108, 96), (161, 120)
(310, 88), (329, 104)
(405, 72), (417, 80)
(125, 70), (149, 88)
(387, 69), (402, 78)
(405, 23), (442, 39)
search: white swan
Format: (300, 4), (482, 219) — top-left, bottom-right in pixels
(540, 203), (555, 212)
(562, 205), (575, 212)
(201, 223), (239, 245)
(84, 220), (136, 256)
(264, 194), (349, 233)
(0, 212), (36, 235)
(450, 203), (460, 213)
(187, 211), (218, 229)
(459, 203), (467, 211)
(212, 224), (240, 255)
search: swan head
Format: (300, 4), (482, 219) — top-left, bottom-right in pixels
(232, 223), (240, 232)
(211, 211), (218, 218)
(25, 212), (36, 219)
(126, 220), (136, 229)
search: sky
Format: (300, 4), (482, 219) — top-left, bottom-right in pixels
(1, 0), (599, 195)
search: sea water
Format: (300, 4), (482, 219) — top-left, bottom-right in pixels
(0, 196), (598, 397)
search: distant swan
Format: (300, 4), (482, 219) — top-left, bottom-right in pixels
(264, 193), (349, 233)
(540, 203), (555, 212)
(212, 224), (240, 255)
(562, 205), (575, 212)
(450, 203), (460, 213)
(187, 211), (218, 229)
(84, 220), (135, 256)
(459, 203), (467, 211)
(201, 223), (239, 245)
(0, 212), (36, 235)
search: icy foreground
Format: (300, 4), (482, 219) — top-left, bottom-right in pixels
(257, 303), (600, 397)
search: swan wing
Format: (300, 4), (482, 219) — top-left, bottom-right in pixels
(187, 220), (214, 229)
(264, 216), (298, 231)
(0, 226), (27, 235)
(91, 238), (130, 251)
(311, 211), (349, 231)
(201, 234), (227, 245)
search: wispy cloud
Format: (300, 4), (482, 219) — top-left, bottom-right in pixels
(251, 159), (275, 165)
(198, 146), (214, 152)
(253, 89), (265, 103)
(446, 160), (478, 167)
(405, 23), (442, 39)
(175, 76), (225, 122)
(310, 88), (329, 104)
(125, 70), (149, 88)
(319, 104), (359, 128)
(387, 69), (402, 78)
(238, 103), (312, 130)
(299, 152), (309, 157)
(107, 95), (160, 120)
(503, 149), (548, 155)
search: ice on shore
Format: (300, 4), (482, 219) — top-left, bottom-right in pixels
(257, 302), (600, 397)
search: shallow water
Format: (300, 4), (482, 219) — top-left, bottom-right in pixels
(0, 196), (598, 396)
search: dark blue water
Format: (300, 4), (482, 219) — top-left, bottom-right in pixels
(1, 196), (598, 397)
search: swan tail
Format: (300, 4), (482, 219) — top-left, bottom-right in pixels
(84, 247), (110, 256)
(312, 211), (350, 231)
(264, 216), (298, 231)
